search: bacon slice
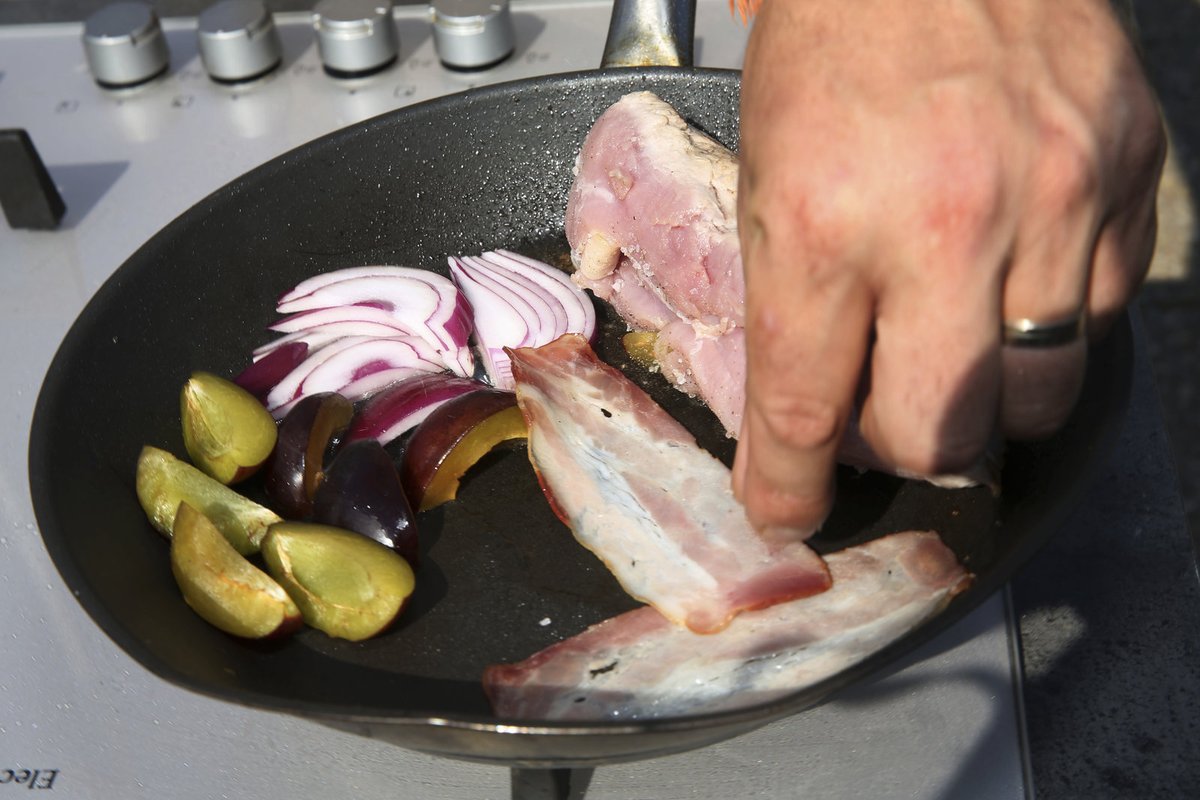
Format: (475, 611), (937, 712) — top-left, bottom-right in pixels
(509, 334), (831, 634)
(484, 530), (972, 720)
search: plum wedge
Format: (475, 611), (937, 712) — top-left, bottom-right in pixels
(136, 446), (281, 555)
(171, 503), (301, 639)
(261, 522), (415, 641)
(181, 371), (278, 484)
(400, 387), (527, 512)
(509, 334), (830, 634)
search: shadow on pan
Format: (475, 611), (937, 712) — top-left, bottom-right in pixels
(27, 67), (1133, 769)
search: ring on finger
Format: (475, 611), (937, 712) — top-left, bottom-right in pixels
(1002, 314), (1085, 349)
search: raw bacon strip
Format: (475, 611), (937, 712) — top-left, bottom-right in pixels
(484, 530), (972, 721)
(509, 334), (831, 634)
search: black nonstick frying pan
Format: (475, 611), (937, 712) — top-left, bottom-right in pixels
(28, 0), (1132, 785)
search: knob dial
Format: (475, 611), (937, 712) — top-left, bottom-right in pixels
(197, 0), (282, 83)
(430, 0), (516, 71)
(312, 0), (399, 78)
(82, 1), (170, 88)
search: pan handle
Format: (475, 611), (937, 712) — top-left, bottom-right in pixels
(600, 0), (696, 68)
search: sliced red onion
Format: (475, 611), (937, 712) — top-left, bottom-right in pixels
(266, 335), (446, 415)
(449, 256), (534, 389)
(347, 372), (482, 446)
(250, 256), (581, 409)
(279, 266), (451, 308)
(292, 336), (444, 393)
(464, 255), (565, 337)
(487, 250), (596, 341)
(270, 305), (428, 335)
(268, 303), (473, 377)
(271, 273), (474, 375)
(277, 267), (469, 351)
(440, 345), (475, 378)
(449, 251), (597, 390)
(277, 273), (442, 326)
(253, 320), (414, 360)
(234, 341), (309, 402)
(443, 291), (474, 347)
(266, 336), (377, 414)
(338, 366), (432, 401)
(280, 266), (427, 305)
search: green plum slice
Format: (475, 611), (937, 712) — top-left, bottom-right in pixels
(261, 522), (415, 641)
(136, 445), (281, 554)
(181, 371), (278, 484)
(171, 503), (302, 639)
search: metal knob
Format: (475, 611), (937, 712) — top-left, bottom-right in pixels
(430, 0), (515, 71)
(82, 2), (170, 88)
(197, 0), (282, 83)
(312, 0), (399, 78)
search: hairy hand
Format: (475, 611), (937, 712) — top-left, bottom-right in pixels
(732, 0), (1165, 536)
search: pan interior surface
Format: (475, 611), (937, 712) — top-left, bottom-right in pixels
(28, 68), (1131, 764)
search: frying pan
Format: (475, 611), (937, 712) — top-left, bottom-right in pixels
(28, 0), (1132, 785)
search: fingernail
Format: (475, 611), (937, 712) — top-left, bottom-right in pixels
(760, 525), (817, 545)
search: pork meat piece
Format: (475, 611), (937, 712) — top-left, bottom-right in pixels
(565, 90), (742, 432)
(484, 530), (972, 721)
(565, 91), (999, 490)
(566, 91), (742, 333)
(509, 334), (831, 635)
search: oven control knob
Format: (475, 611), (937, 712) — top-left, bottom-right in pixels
(197, 0), (282, 83)
(82, 1), (170, 88)
(430, 0), (515, 71)
(312, 0), (399, 78)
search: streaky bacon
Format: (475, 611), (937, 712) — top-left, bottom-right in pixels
(508, 334), (831, 634)
(484, 530), (972, 720)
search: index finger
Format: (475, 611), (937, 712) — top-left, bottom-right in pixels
(732, 184), (874, 538)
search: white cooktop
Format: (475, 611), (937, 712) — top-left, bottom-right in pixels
(0, 2), (1028, 797)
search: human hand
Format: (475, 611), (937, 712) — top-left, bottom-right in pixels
(731, 0), (1166, 537)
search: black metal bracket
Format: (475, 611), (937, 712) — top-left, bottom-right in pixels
(0, 129), (66, 230)
(510, 767), (595, 800)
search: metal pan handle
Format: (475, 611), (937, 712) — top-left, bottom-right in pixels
(601, 0), (696, 68)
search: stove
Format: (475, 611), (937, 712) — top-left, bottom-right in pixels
(0, 3), (1030, 797)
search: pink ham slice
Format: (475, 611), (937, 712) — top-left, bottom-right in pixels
(566, 90), (743, 431)
(484, 530), (972, 721)
(565, 92), (742, 332)
(565, 91), (999, 490)
(509, 334), (831, 635)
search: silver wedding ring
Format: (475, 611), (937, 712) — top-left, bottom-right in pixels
(1003, 315), (1085, 348)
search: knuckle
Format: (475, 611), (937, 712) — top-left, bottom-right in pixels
(913, 136), (1005, 257)
(745, 168), (864, 273)
(1129, 107), (1168, 184)
(1123, 78), (1168, 175)
(1036, 126), (1100, 215)
(744, 309), (796, 373)
(755, 392), (843, 454)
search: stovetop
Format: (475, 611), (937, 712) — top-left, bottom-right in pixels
(0, 3), (1029, 797)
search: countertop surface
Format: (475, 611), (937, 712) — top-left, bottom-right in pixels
(1, 1), (1198, 798)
